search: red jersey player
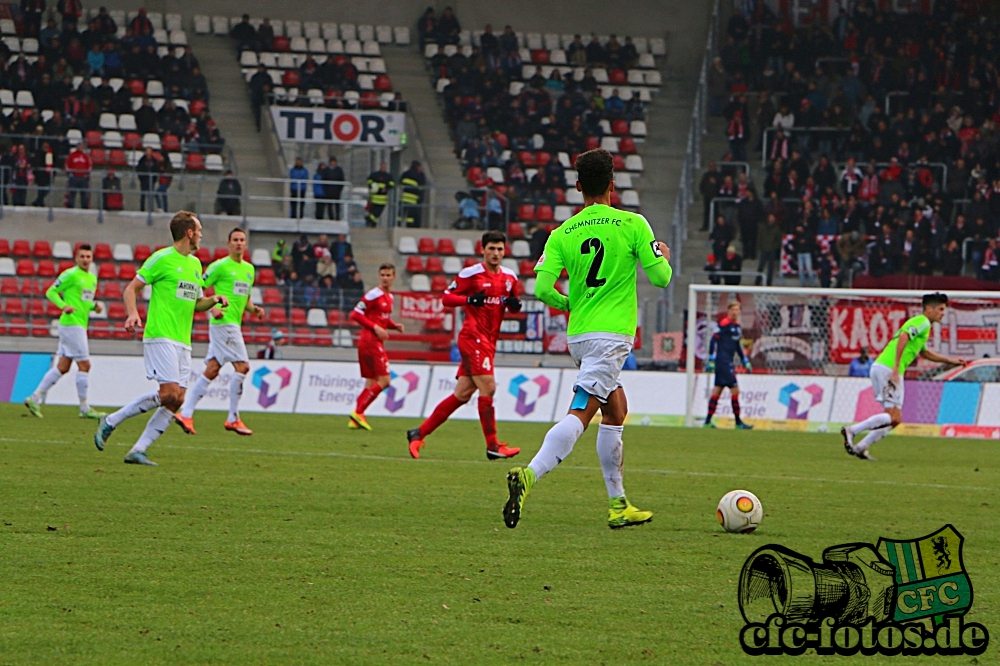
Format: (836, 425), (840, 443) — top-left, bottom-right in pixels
(348, 263), (404, 430)
(407, 231), (522, 460)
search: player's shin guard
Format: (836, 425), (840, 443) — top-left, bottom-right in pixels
(32, 367), (63, 401)
(180, 374), (211, 419)
(76, 371), (89, 411)
(527, 414), (585, 480)
(478, 395), (499, 448)
(596, 424), (625, 498)
(731, 396), (742, 424)
(107, 391), (160, 428)
(354, 384), (383, 416)
(419, 394), (466, 438)
(228, 373), (245, 423)
(705, 395), (719, 423)
(129, 406), (173, 454)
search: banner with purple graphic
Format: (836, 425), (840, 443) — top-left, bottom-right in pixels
(828, 377), (981, 426)
(179, 360), (302, 414)
(422, 366), (563, 423)
(691, 374), (836, 424)
(294, 362), (430, 417)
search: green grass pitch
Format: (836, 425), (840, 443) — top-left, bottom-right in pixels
(0, 403), (997, 665)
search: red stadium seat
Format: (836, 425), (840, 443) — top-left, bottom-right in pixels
(213, 247), (228, 261)
(536, 205), (554, 221)
(58, 260), (74, 273)
(12, 239), (30, 256)
(262, 288), (282, 304)
(89, 320), (111, 339)
(118, 263), (136, 280)
(46, 299), (62, 317)
(463, 257), (477, 268)
(190, 100), (207, 116)
(430, 275), (449, 292)
(374, 75), (392, 91)
(417, 238), (435, 254)
(85, 130), (103, 147)
(553, 188), (566, 204)
(425, 257), (443, 273)
(282, 70), (300, 87)
(290, 308), (308, 325)
(97, 263), (117, 279)
(612, 119), (629, 135)
(312, 327), (332, 346)
(507, 222), (525, 239)
(192, 324), (209, 343)
(613, 154), (626, 170)
(619, 138), (637, 154)
(518, 151), (536, 167)
(112, 327), (135, 340)
(466, 166), (482, 183)
(4, 298), (24, 315)
(28, 298), (45, 316)
(194, 248), (210, 264)
(609, 69), (626, 84)
(22, 278), (40, 295)
(133, 245), (151, 262)
(474, 240), (483, 255)
(268, 308), (288, 325)
(535, 152), (551, 167)
(123, 132), (142, 150)
(162, 134), (181, 152)
(437, 238), (455, 255)
(585, 136), (600, 150)
(128, 79), (145, 95)
(104, 281), (123, 299)
(0, 239), (9, 255)
(109, 149), (128, 166)
(8, 317), (29, 336)
(94, 243), (112, 259)
(108, 302), (127, 319)
(360, 91), (380, 108)
(495, 133), (508, 149)
(256, 268), (276, 285)
(327, 310), (344, 326)
(517, 204), (535, 221)
(16, 259), (34, 276)
(273, 36), (290, 51)
(32, 240), (51, 257)
(292, 327), (313, 345)
(519, 260), (535, 276)
(0, 278), (17, 295)
(36, 260), (55, 277)
(405, 256), (424, 273)
(185, 153), (205, 171)
(531, 49), (549, 64)
(90, 149), (107, 166)
(610, 191), (622, 206)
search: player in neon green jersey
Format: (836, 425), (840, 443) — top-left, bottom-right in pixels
(24, 243), (105, 419)
(175, 228), (265, 436)
(94, 211), (229, 466)
(503, 148), (672, 529)
(841, 292), (967, 460)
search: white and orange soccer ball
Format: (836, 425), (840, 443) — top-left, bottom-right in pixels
(717, 490), (763, 533)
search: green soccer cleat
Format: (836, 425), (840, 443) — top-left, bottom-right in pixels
(503, 466), (535, 529)
(24, 396), (42, 418)
(79, 407), (107, 419)
(94, 415), (115, 451)
(702, 421), (716, 428)
(124, 451), (157, 466)
(608, 497), (653, 529)
(735, 422), (754, 430)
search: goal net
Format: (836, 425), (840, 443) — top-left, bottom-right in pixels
(683, 285), (1000, 439)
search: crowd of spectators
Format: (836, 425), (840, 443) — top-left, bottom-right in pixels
(703, 1), (1000, 285)
(423, 7), (648, 213)
(268, 233), (364, 310)
(0, 6), (224, 210)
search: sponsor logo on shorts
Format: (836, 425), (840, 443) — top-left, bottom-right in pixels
(252, 366), (293, 408)
(508, 374), (551, 417)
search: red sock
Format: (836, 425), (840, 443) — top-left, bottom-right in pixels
(355, 385), (383, 415)
(706, 395), (719, 422)
(731, 395), (742, 423)
(478, 395), (499, 448)
(419, 394), (465, 438)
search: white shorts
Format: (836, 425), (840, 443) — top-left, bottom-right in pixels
(870, 363), (903, 410)
(144, 339), (192, 387)
(206, 324), (249, 366)
(568, 336), (633, 403)
(56, 325), (90, 361)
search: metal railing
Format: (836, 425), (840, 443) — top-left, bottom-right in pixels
(759, 126), (852, 167)
(691, 270), (767, 284)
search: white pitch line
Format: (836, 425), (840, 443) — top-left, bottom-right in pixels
(1, 437), (994, 494)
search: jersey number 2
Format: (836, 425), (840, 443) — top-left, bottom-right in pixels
(580, 238), (606, 288)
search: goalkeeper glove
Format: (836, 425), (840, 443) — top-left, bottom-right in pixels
(504, 294), (522, 312)
(467, 291), (486, 307)
(705, 357), (715, 373)
(744, 360), (753, 373)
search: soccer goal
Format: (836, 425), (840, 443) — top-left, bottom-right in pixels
(683, 284), (1000, 438)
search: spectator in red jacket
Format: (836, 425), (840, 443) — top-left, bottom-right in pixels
(64, 145), (92, 209)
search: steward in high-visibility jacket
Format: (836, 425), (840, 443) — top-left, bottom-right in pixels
(399, 160), (426, 228)
(365, 162), (394, 227)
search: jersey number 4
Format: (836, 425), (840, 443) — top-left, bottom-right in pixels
(580, 238), (606, 288)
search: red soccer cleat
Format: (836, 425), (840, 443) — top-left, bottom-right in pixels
(487, 443), (520, 460)
(224, 419), (253, 436)
(407, 427), (424, 458)
(173, 413), (196, 435)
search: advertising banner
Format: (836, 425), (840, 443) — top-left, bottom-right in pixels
(270, 108), (405, 146)
(179, 360), (302, 414)
(398, 292), (446, 321)
(691, 373), (837, 427)
(294, 361), (430, 417)
(44, 355), (159, 407)
(554, 369), (688, 426)
(422, 365), (563, 423)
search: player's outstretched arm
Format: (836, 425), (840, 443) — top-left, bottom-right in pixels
(919, 348), (967, 366)
(196, 294), (228, 312)
(534, 271), (569, 312)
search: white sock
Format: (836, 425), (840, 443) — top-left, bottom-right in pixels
(228, 373), (245, 422)
(32, 367), (63, 401)
(76, 372), (89, 412)
(855, 426), (890, 453)
(129, 407), (173, 454)
(528, 414), (585, 480)
(180, 374), (212, 419)
(848, 412), (892, 436)
(596, 424), (625, 498)
(107, 391), (160, 428)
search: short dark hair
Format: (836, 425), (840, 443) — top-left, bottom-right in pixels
(76, 243), (92, 254)
(575, 149), (615, 197)
(379, 262), (396, 273)
(169, 210), (199, 241)
(922, 292), (948, 307)
(228, 227), (246, 240)
(482, 230), (506, 247)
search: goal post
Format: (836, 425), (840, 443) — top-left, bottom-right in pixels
(684, 284), (1000, 437)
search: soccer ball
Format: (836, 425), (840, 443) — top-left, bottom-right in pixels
(717, 490), (763, 533)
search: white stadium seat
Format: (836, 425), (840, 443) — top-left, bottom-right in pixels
(358, 25), (374, 42)
(410, 274), (430, 292)
(397, 236), (418, 254)
(455, 239), (475, 255)
(53, 241), (74, 259)
(554, 205), (573, 222)
(212, 16), (229, 35)
(251, 249), (271, 266)
(166, 14), (183, 31)
(614, 173), (633, 190)
(512, 240), (531, 258)
(285, 21), (302, 39)
(625, 155), (644, 172)
(303, 22), (321, 39)
(339, 23), (357, 41)
(630, 120), (648, 137)
(376, 25), (392, 44)
(322, 23), (338, 40)
(113, 243), (134, 261)
(0, 257), (15, 276)
(394, 26), (410, 45)
(443, 257), (463, 274)
(307, 309), (327, 327)
(649, 37), (666, 56)
(638, 53), (655, 68)
(621, 190), (641, 207)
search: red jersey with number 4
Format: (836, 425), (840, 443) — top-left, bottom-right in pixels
(446, 263), (520, 344)
(351, 287), (396, 346)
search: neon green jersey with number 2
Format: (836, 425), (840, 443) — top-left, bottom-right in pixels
(136, 246), (204, 346)
(534, 203), (671, 339)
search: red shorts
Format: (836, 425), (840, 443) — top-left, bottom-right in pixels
(456, 337), (495, 377)
(358, 340), (390, 379)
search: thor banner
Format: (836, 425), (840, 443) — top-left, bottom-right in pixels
(271, 108), (405, 146)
